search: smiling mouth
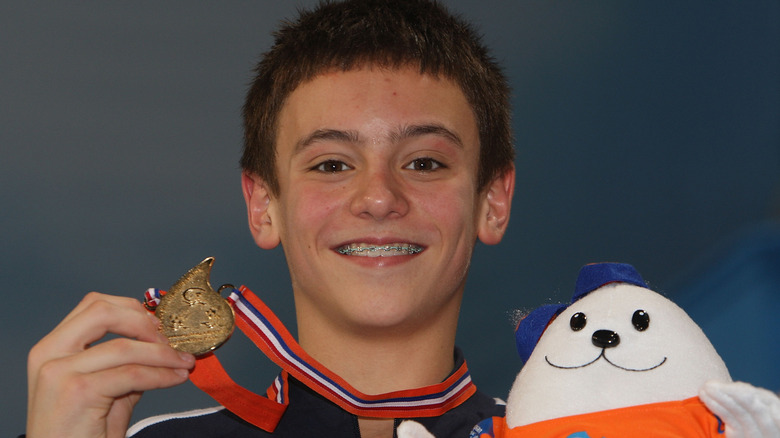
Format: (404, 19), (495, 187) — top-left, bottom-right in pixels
(545, 350), (667, 372)
(336, 243), (424, 257)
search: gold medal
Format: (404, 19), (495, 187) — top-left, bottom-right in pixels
(154, 257), (235, 356)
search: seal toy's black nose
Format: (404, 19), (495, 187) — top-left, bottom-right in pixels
(592, 330), (620, 349)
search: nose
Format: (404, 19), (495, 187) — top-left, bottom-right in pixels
(592, 330), (620, 349)
(349, 168), (409, 220)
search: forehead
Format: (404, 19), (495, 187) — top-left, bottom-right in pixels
(275, 67), (478, 151)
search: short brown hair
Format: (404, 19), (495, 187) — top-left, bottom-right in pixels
(241, 0), (514, 195)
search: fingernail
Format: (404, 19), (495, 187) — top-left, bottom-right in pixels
(174, 368), (190, 378)
(179, 351), (195, 364)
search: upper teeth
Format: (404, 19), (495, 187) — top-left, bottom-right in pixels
(337, 243), (423, 256)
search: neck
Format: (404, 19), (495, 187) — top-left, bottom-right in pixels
(296, 303), (459, 395)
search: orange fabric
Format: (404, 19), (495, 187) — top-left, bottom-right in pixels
(189, 352), (288, 432)
(487, 397), (723, 438)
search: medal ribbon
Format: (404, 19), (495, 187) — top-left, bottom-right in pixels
(146, 286), (476, 432)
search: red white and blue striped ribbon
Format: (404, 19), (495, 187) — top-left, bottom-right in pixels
(147, 285), (476, 432)
(144, 288), (162, 309)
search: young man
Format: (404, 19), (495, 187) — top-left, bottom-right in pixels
(25, 1), (515, 437)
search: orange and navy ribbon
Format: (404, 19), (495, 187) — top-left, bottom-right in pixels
(145, 286), (476, 432)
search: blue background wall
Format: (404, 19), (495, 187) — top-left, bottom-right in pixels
(2, 2), (778, 434)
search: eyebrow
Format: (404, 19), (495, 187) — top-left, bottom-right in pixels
(391, 124), (464, 149)
(295, 129), (361, 153)
(294, 123), (464, 154)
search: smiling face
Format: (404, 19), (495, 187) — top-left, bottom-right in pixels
(506, 283), (731, 427)
(243, 66), (513, 343)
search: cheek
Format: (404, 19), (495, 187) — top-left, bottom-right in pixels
(281, 184), (343, 233)
(416, 184), (479, 235)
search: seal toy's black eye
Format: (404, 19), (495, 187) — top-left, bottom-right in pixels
(632, 310), (650, 331)
(570, 312), (587, 331)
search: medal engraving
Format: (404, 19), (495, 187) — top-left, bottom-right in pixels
(155, 257), (235, 355)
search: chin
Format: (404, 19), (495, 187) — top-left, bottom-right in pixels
(341, 297), (442, 336)
(345, 304), (420, 332)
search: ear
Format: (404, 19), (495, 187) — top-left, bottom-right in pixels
(241, 172), (281, 249)
(477, 165), (515, 245)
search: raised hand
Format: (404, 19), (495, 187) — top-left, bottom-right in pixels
(26, 292), (195, 438)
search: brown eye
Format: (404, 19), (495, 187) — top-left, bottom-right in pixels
(314, 160), (351, 173)
(570, 312), (587, 331)
(404, 157), (444, 172)
(632, 310), (650, 331)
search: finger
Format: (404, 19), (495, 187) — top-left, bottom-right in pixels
(34, 294), (162, 361)
(31, 338), (193, 409)
(106, 392), (142, 438)
(32, 355), (191, 414)
(28, 364), (189, 438)
(60, 291), (145, 322)
(57, 337), (195, 375)
(28, 295), (166, 399)
(85, 362), (192, 400)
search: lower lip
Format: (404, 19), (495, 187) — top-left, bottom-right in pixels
(335, 250), (422, 267)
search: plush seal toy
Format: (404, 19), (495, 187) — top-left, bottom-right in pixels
(399, 263), (780, 438)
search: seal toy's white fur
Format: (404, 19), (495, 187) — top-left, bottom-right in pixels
(506, 282), (730, 426)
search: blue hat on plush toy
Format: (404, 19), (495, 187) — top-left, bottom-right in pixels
(515, 263), (648, 363)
